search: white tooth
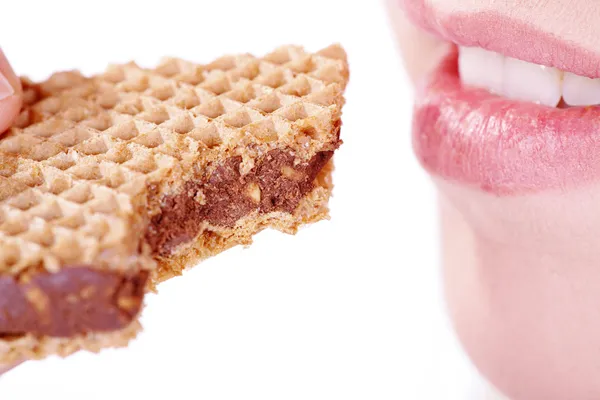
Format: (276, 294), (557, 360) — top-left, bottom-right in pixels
(562, 72), (600, 106)
(503, 56), (562, 107)
(459, 46), (504, 94)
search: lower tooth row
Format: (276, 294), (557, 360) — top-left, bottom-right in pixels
(458, 46), (600, 107)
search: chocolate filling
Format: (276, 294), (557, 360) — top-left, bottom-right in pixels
(0, 268), (147, 338)
(145, 149), (334, 256)
(0, 146), (334, 338)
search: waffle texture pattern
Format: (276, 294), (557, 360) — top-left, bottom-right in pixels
(0, 44), (348, 362)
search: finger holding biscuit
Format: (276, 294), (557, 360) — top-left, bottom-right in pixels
(0, 363), (17, 376)
(0, 48), (22, 134)
(0, 50), (22, 376)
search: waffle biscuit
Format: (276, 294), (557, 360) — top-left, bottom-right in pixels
(0, 44), (348, 362)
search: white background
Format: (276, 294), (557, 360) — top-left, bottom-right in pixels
(0, 1), (490, 399)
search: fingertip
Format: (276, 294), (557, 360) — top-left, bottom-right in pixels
(0, 48), (22, 95)
(0, 48), (23, 134)
(0, 364), (16, 376)
(0, 94), (23, 134)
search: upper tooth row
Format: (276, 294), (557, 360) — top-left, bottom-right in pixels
(458, 46), (600, 107)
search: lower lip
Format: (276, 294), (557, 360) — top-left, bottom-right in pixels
(412, 47), (600, 196)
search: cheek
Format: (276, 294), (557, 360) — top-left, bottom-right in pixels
(385, 0), (451, 85)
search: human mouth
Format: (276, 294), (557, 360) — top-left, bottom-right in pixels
(400, 4), (600, 195)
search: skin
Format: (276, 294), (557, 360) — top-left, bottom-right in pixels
(402, 0), (600, 54)
(0, 363), (18, 376)
(0, 49), (22, 134)
(387, 1), (600, 399)
(0, 49), (21, 377)
(385, 1), (451, 85)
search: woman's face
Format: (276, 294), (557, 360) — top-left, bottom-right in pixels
(389, 1), (600, 399)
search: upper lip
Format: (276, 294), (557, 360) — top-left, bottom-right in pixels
(400, 0), (600, 79)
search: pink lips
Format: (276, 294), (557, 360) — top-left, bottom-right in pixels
(401, 0), (600, 195)
(413, 49), (600, 195)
